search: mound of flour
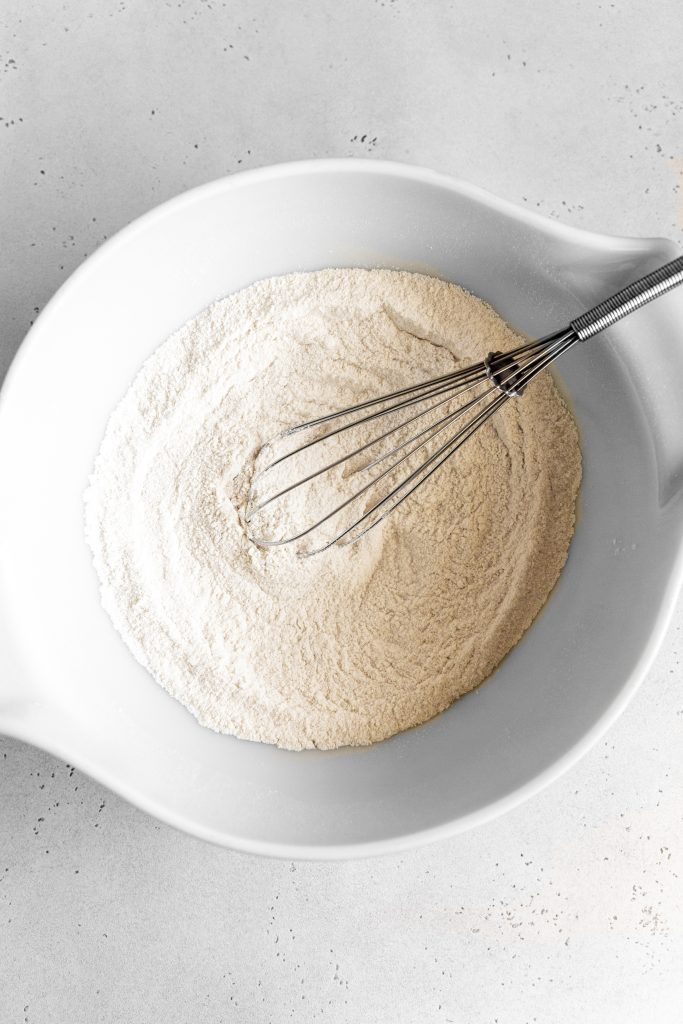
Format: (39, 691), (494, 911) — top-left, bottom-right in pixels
(84, 269), (581, 750)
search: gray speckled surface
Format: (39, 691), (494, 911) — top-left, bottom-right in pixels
(1, 1), (683, 1021)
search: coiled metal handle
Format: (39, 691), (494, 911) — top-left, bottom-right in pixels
(570, 255), (683, 341)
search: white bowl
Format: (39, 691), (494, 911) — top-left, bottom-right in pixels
(1, 160), (682, 859)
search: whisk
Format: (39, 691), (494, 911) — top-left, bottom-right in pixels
(246, 256), (683, 556)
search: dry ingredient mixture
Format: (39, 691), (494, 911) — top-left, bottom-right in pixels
(84, 269), (581, 750)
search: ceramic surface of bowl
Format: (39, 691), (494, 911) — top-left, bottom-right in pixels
(1, 160), (682, 858)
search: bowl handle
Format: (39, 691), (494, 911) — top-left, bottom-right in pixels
(0, 619), (40, 733)
(561, 237), (683, 511)
(628, 244), (683, 510)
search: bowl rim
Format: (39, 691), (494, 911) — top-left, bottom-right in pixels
(1, 158), (682, 860)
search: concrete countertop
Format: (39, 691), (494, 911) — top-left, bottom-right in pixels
(1, 1), (682, 1021)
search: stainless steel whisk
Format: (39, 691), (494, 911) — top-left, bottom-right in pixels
(246, 256), (683, 556)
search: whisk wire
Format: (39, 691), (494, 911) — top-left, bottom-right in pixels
(317, 391), (511, 554)
(256, 388), (502, 552)
(247, 366), (494, 521)
(247, 329), (577, 553)
(253, 363), (491, 482)
(248, 331), (569, 514)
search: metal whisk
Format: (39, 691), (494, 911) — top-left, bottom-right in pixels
(246, 256), (683, 556)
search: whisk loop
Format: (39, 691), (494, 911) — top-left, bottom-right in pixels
(246, 329), (577, 555)
(245, 255), (683, 555)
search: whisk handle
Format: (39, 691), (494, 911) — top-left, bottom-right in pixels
(570, 255), (683, 341)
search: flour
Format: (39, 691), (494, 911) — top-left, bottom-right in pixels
(84, 269), (581, 750)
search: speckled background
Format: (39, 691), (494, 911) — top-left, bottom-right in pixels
(1, 1), (683, 1022)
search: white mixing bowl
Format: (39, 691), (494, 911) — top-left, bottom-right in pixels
(1, 160), (683, 858)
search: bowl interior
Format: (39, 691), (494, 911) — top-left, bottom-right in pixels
(1, 162), (683, 856)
